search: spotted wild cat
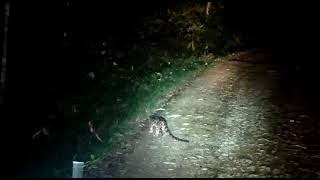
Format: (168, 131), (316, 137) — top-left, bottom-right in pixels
(149, 114), (189, 143)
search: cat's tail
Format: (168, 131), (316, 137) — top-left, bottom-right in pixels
(168, 131), (189, 143)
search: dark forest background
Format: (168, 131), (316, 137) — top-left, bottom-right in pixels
(2, 0), (319, 177)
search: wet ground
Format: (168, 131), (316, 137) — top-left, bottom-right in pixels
(84, 49), (320, 178)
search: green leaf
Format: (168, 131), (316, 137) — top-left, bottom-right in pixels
(90, 154), (95, 160)
(187, 41), (192, 49)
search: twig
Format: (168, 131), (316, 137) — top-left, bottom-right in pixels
(88, 120), (103, 142)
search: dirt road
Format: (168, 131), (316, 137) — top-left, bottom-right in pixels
(85, 49), (320, 178)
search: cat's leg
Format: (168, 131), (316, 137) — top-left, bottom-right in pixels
(160, 122), (166, 137)
(155, 126), (160, 136)
(149, 123), (155, 133)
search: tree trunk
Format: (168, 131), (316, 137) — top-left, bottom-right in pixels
(206, 1), (212, 16)
(1, 1), (10, 89)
